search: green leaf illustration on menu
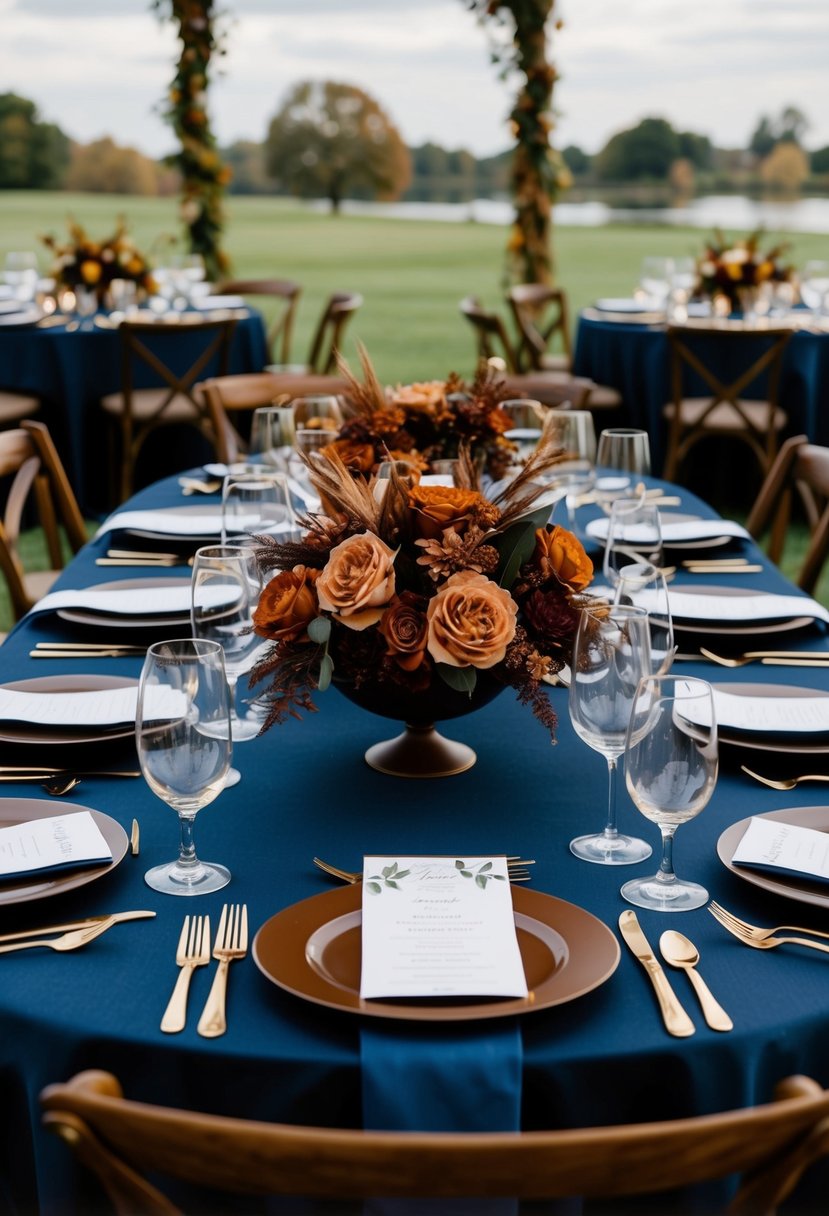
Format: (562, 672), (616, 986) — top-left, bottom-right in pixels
(455, 859), (506, 890)
(365, 861), (412, 894)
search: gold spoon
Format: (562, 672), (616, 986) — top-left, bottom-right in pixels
(659, 930), (733, 1032)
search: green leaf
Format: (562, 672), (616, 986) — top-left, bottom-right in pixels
(395, 869), (411, 880)
(382, 864), (397, 878)
(386, 880), (399, 890)
(307, 616), (331, 645)
(437, 662), (477, 697)
(479, 861), (493, 873)
(317, 653), (334, 692)
(493, 873), (506, 881)
(367, 881), (382, 895)
(455, 860), (465, 870)
(494, 519), (541, 589)
(461, 870), (472, 878)
(475, 874), (488, 889)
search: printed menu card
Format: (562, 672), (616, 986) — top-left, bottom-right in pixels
(732, 817), (829, 886)
(0, 811), (112, 880)
(360, 855), (529, 1000)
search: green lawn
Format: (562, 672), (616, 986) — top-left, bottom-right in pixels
(1, 190), (827, 630)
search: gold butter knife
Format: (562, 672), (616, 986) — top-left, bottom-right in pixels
(0, 910), (155, 945)
(618, 911), (695, 1037)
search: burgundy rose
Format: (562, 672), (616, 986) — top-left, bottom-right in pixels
(522, 588), (581, 647)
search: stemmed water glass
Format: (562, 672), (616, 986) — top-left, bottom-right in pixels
(612, 559), (675, 676)
(292, 395), (343, 430)
(221, 470), (297, 545)
(250, 404), (297, 471)
(621, 675), (718, 911)
(603, 498), (663, 587)
(568, 604), (653, 865)
(191, 545), (268, 788)
(546, 409), (597, 529)
(596, 428), (652, 478)
(136, 638), (232, 895)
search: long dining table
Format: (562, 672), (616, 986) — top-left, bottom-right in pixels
(2, 470), (829, 1213)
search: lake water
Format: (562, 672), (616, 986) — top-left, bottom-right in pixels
(312, 194), (829, 234)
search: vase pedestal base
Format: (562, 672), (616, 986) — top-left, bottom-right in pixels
(364, 723), (476, 778)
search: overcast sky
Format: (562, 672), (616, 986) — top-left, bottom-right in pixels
(3, 0), (828, 159)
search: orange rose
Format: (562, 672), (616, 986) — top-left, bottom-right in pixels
(409, 484), (494, 540)
(389, 381), (446, 416)
(79, 259), (102, 285)
(253, 566), (320, 642)
(426, 570), (517, 669)
(322, 438), (375, 474)
(533, 526), (593, 592)
(379, 592), (429, 672)
(317, 531), (396, 631)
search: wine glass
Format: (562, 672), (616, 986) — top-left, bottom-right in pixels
(639, 256), (674, 309)
(612, 559), (675, 675)
(291, 395), (343, 430)
(545, 410), (597, 529)
(799, 261), (829, 317)
(136, 638), (231, 895)
(499, 399), (547, 463)
(568, 604), (653, 865)
(621, 675), (718, 911)
(596, 428), (652, 478)
(603, 499), (663, 588)
(4, 251), (38, 302)
(221, 470), (297, 545)
(191, 545), (267, 787)
(250, 404), (297, 470)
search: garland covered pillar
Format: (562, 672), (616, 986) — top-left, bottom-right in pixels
(154, 0), (231, 281)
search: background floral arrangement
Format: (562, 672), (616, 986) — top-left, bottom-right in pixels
(250, 439), (593, 743)
(319, 346), (518, 480)
(41, 219), (157, 300)
(696, 228), (792, 311)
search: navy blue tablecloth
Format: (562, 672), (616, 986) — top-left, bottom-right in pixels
(0, 312), (268, 514)
(572, 314), (829, 474)
(2, 474), (829, 1213)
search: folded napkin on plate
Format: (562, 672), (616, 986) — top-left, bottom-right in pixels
(585, 517), (750, 544)
(96, 510), (298, 539)
(0, 684), (183, 727)
(0, 810), (111, 880)
(732, 817), (829, 886)
(29, 585), (194, 618)
(658, 588), (829, 626)
(709, 686), (829, 735)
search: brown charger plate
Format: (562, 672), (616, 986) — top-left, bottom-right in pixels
(0, 797), (128, 906)
(0, 674), (138, 745)
(253, 883), (620, 1022)
(671, 586), (814, 638)
(713, 683), (829, 756)
(718, 806), (829, 910)
(57, 577), (192, 632)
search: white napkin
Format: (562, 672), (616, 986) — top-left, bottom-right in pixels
(650, 588), (829, 626)
(732, 817), (829, 885)
(29, 585), (194, 618)
(586, 517), (750, 544)
(0, 684), (184, 727)
(0, 811), (112, 879)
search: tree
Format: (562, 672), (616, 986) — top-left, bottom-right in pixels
(265, 81), (410, 213)
(749, 115), (776, 159)
(760, 141), (810, 193)
(562, 144), (590, 175)
(223, 140), (270, 195)
(65, 137), (160, 195)
(677, 130), (712, 171)
(812, 145), (829, 175)
(749, 106), (810, 158)
(594, 117), (680, 181)
(152, 1), (232, 281)
(0, 93), (69, 189)
(469, 0), (567, 286)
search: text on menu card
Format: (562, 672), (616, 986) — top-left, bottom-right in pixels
(0, 811), (112, 879)
(360, 855), (528, 1000)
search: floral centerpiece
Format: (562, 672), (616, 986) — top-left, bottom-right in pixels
(41, 218), (156, 304)
(316, 346), (518, 481)
(250, 438), (594, 775)
(696, 228), (793, 313)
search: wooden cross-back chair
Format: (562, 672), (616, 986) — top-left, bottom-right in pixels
(0, 419), (87, 621)
(100, 316), (238, 503)
(459, 296), (597, 410)
(506, 283), (572, 373)
(662, 323), (793, 483)
(214, 278), (301, 365)
(41, 1070), (829, 1215)
(260, 291), (362, 402)
(746, 433), (829, 595)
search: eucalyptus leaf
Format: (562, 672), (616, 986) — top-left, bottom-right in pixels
(386, 880), (399, 890)
(461, 870), (472, 878)
(437, 662), (477, 697)
(494, 873), (506, 881)
(479, 861), (493, 873)
(455, 860), (465, 870)
(396, 869), (411, 880)
(475, 874), (487, 889)
(367, 881), (382, 895)
(307, 616), (331, 645)
(317, 653), (334, 692)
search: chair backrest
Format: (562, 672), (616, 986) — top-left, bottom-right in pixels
(0, 420), (87, 620)
(199, 372), (291, 465)
(305, 292), (363, 374)
(41, 1070), (829, 1215)
(746, 433), (829, 594)
(215, 279), (301, 364)
(459, 296), (521, 373)
(118, 316), (238, 426)
(507, 283), (572, 372)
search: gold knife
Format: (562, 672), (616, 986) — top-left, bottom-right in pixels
(618, 911), (695, 1037)
(0, 910), (155, 945)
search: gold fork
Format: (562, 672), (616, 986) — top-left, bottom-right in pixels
(708, 903), (829, 955)
(160, 915), (211, 1034)
(0, 914), (125, 955)
(708, 901), (829, 945)
(740, 766), (829, 790)
(313, 856), (535, 884)
(700, 647), (829, 667)
(197, 904), (248, 1039)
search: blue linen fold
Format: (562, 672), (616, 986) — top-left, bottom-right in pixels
(361, 1020), (522, 1216)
